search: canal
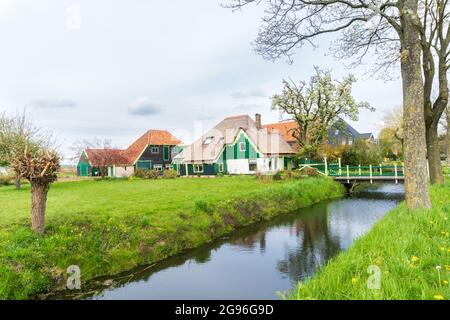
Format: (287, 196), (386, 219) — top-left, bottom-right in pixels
(53, 183), (404, 300)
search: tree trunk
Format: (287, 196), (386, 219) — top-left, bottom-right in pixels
(447, 106), (450, 165)
(426, 122), (444, 184)
(399, 0), (431, 209)
(15, 175), (21, 190)
(30, 181), (49, 235)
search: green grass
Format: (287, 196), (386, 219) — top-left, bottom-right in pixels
(0, 176), (344, 299)
(286, 181), (450, 300)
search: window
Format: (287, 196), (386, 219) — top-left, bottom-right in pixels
(239, 142), (246, 152)
(151, 146), (159, 154)
(335, 129), (339, 135)
(249, 162), (257, 172)
(218, 163), (224, 173)
(165, 164), (172, 170)
(154, 164), (163, 171)
(203, 137), (213, 145)
(193, 164), (204, 173)
(123, 166), (127, 171)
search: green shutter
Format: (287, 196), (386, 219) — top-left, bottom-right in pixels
(163, 146), (170, 161)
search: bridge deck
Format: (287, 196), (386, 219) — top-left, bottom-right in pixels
(333, 176), (404, 181)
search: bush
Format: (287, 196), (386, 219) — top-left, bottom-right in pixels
(0, 175), (14, 186)
(133, 168), (160, 179)
(303, 167), (319, 177)
(162, 169), (177, 179)
(273, 171), (282, 180)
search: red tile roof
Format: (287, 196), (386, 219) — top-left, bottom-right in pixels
(85, 130), (183, 166)
(85, 149), (130, 167)
(263, 121), (299, 143)
(125, 129), (183, 164)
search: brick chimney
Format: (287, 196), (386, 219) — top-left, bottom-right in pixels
(255, 113), (262, 129)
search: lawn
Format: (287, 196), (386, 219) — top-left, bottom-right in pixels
(0, 176), (289, 226)
(0, 176), (344, 299)
(287, 181), (450, 300)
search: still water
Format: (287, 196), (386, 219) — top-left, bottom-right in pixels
(56, 184), (404, 300)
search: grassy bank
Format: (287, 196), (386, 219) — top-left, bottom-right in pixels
(287, 181), (450, 300)
(0, 176), (344, 299)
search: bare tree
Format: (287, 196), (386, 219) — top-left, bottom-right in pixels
(225, 0), (432, 209)
(271, 67), (373, 157)
(0, 111), (48, 189)
(420, 0), (450, 184)
(12, 147), (60, 234)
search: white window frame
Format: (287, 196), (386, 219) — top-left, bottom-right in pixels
(239, 142), (246, 152)
(154, 164), (163, 171)
(218, 163), (224, 173)
(151, 146), (159, 154)
(193, 164), (204, 173)
(165, 164), (172, 170)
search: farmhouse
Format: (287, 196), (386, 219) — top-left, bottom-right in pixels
(263, 118), (375, 150)
(77, 130), (183, 177)
(173, 114), (296, 176)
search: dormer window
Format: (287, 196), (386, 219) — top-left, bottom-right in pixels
(203, 136), (213, 145)
(239, 142), (246, 152)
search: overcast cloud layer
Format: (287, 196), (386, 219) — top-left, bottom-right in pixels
(0, 0), (402, 163)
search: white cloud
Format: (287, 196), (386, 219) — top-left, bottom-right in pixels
(128, 97), (161, 116)
(31, 96), (77, 109)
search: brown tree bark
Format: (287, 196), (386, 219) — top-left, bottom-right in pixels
(447, 106), (450, 165)
(426, 122), (443, 184)
(30, 181), (49, 235)
(399, 0), (432, 209)
(14, 175), (21, 190)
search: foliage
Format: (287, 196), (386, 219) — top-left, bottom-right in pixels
(0, 175), (14, 186)
(302, 167), (319, 177)
(287, 181), (450, 300)
(341, 139), (383, 166)
(134, 169), (159, 180)
(0, 177), (344, 299)
(271, 68), (373, 158)
(162, 169), (178, 179)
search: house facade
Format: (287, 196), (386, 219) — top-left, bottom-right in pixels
(173, 114), (295, 176)
(77, 130), (183, 177)
(264, 118), (375, 150)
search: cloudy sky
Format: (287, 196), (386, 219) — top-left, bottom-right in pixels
(0, 0), (402, 163)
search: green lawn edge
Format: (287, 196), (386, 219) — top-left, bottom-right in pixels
(0, 177), (344, 299)
(287, 181), (450, 300)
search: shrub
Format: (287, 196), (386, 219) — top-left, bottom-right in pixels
(134, 168), (160, 179)
(0, 175), (14, 186)
(273, 171), (282, 180)
(303, 167), (319, 177)
(134, 168), (148, 178)
(162, 169), (177, 179)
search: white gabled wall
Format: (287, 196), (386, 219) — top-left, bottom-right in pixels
(226, 157), (284, 174)
(114, 166), (135, 177)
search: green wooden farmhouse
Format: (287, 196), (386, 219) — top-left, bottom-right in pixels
(77, 130), (183, 177)
(173, 114), (295, 176)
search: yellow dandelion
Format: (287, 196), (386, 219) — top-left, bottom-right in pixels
(434, 294), (444, 300)
(411, 256), (419, 262)
(351, 277), (358, 285)
(443, 280), (449, 285)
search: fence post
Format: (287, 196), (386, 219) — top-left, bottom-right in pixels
(369, 165), (373, 184)
(394, 164), (398, 184)
(379, 164), (382, 176)
(358, 164), (361, 176)
(338, 158), (342, 176)
(324, 157), (328, 176)
(346, 165), (350, 183)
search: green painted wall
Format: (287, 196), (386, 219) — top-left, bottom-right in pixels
(223, 132), (259, 161)
(136, 160), (152, 170)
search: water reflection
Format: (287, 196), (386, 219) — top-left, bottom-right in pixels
(52, 184), (404, 300)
